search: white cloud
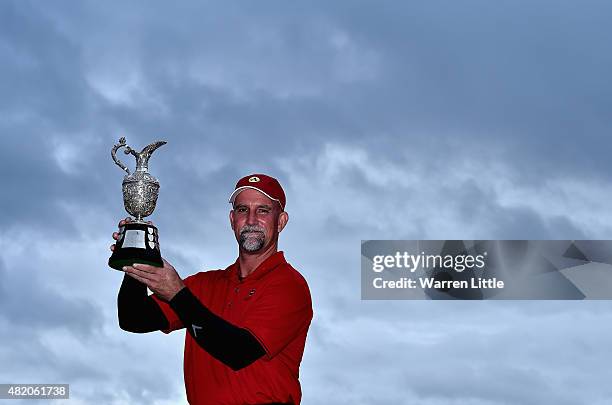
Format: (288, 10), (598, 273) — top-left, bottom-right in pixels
(279, 141), (606, 239)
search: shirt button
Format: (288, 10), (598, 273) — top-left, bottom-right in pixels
(234, 287), (239, 293)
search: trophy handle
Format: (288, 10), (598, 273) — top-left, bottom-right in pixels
(111, 137), (134, 175)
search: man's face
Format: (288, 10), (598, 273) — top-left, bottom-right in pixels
(230, 188), (288, 253)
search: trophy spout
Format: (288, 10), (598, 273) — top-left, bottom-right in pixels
(135, 140), (167, 172)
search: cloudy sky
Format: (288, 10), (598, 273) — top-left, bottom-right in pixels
(2, 0), (612, 404)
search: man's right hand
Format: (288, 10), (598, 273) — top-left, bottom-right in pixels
(110, 217), (132, 252)
(110, 217), (156, 251)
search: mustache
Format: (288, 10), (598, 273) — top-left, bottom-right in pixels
(240, 225), (265, 236)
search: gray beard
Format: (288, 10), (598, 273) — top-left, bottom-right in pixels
(239, 226), (266, 252)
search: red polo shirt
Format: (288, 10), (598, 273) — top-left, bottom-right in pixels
(152, 252), (313, 405)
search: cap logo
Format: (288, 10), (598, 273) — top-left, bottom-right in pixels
(248, 176), (260, 183)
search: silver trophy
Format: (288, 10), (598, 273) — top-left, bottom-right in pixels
(108, 137), (167, 270)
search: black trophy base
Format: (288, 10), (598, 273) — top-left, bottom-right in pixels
(108, 222), (163, 271)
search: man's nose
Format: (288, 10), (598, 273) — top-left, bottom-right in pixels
(247, 209), (258, 225)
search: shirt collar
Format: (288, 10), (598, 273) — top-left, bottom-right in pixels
(225, 251), (286, 283)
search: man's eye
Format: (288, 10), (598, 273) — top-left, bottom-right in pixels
(237, 208), (247, 213)
(257, 209), (270, 214)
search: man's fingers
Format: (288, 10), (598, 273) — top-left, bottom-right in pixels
(123, 265), (158, 282)
(125, 270), (150, 285)
(132, 263), (160, 274)
(110, 244), (115, 252)
(112, 232), (119, 240)
(118, 217), (132, 227)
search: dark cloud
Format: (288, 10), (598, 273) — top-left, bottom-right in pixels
(5, 0), (612, 231)
(0, 258), (104, 336)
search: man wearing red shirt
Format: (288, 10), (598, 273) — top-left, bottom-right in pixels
(112, 174), (313, 405)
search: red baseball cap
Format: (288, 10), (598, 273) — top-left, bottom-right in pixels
(228, 174), (286, 210)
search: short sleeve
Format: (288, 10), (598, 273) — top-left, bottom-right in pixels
(240, 277), (313, 359)
(151, 274), (199, 334)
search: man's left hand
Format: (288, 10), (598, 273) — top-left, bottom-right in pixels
(123, 258), (185, 301)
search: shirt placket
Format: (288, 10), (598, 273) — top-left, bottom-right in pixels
(225, 277), (244, 321)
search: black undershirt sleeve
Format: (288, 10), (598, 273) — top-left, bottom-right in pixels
(168, 286), (267, 371)
(117, 274), (170, 333)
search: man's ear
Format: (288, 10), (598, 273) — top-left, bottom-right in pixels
(229, 210), (235, 231)
(277, 211), (289, 233)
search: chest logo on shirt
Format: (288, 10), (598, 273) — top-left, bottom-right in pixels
(243, 288), (257, 301)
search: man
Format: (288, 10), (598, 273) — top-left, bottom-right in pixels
(112, 174), (313, 405)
